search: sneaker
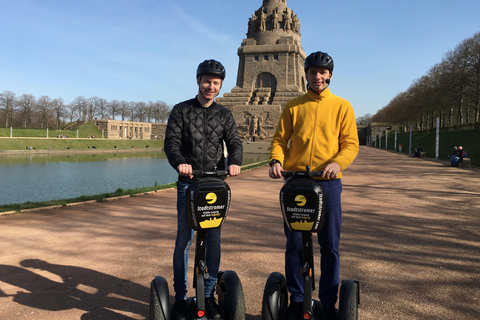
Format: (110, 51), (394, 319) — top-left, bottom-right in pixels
(322, 305), (337, 320)
(173, 299), (191, 320)
(205, 297), (223, 319)
(285, 301), (303, 320)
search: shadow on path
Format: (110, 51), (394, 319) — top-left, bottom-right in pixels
(0, 259), (148, 319)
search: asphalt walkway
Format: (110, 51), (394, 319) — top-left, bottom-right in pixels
(1, 146), (479, 319)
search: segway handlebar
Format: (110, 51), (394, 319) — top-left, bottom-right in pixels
(191, 169), (229, 178)
(280, 166), (323, 178)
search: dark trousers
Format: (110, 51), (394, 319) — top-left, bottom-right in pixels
(173, 181), (221, 300)
(284, 179), (342, 306)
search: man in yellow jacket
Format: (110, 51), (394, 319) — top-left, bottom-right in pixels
(269, 51), (359, 320)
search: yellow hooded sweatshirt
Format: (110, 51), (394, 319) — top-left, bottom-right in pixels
(269, 87), (359, 179)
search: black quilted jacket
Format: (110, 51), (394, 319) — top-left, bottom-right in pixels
(164, 98), (243, 183)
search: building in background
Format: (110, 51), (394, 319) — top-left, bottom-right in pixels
(216, 0), (306, 142)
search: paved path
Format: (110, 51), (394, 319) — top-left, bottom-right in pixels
(1, 146), (479, 319)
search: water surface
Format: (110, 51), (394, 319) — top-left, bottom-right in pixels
(0, 152), (267, 205)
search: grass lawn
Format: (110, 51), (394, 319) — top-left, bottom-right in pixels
(0, 123), (164, 150)
(376, 128), (479, 167)
(0, 138), (164, 150)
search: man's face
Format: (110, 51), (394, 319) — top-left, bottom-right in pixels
(197, 74), (223, 101)
(306, 67), (332, 92)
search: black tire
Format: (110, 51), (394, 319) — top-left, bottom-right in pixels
(261, 272), (288, 320)
(150, 276), (171, 320)
(216, 270), (245, 320)
(338, 279), (359, 320)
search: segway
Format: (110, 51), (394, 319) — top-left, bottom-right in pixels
(150, 169), (245, 320)
(262, 167), (359, 320)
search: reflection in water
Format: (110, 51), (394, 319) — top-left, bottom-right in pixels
(0, 152), (267, 206)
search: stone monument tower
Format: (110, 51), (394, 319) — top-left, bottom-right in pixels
(216, 0), (306, 142)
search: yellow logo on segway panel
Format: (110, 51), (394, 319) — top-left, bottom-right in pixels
(290, 194), (314, 230)
(290, 220), (314, 231)
(295, 195), (306, 206)
(199, 217), (223, 229)
(205, 192), (217, 204)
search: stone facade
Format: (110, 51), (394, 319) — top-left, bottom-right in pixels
(151, 123), (167, 140)
(93, 119), (166, 140)
(216, 0), (306, 142)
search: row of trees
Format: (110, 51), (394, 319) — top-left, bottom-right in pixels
(372, 32), (480, 132)
(0, 91), (172, 129)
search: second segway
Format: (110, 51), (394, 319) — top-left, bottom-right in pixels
(262, 167), (359, 320)
(150, 169), (245, 320)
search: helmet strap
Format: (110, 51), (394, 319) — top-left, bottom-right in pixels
(197, 90), (216, 108)
(307, 83), (329, 95)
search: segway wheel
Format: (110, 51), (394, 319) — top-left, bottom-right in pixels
(261, 272), (288, 320)
(150, 276), (171, 320)
(338, 279), (359, 320)
(216, 270), (245, 320)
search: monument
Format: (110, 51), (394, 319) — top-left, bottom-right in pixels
(93, 0), (306, 142)
(216, 0), (306, 142)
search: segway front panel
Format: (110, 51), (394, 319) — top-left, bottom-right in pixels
(187, 177), (231, 231)
(280, 177), (325, 232)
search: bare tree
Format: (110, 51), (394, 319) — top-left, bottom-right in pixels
(86, 96), (99, 121)
(52, 98), (65, 129)
(17, 94), (36, 128)
(146, 101), (155, 122)
(128, 102), (137, 121)
(36, 96), (53, 128)
(72, 96), (87, 122)
(153, 100), (171, 123)
(66, 102), (78, 125)
(96, 98), (108, 119)
(136, 102), (147, 122)
(108, 100), (120, 120)
(119, 100), (129, 120)
(373, 32), (480, 131)
(464, 32), (480, 123)
(356, 113), (372, 126)
(0, 90), (16, 127)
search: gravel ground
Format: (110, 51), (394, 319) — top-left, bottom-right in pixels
(1, 146), (479, 319)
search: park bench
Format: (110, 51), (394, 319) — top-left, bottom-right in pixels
(458, 151), (471, 168)
(459, 158), (471, 168)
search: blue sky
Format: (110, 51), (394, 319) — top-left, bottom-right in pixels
(1, 0), (479, 118)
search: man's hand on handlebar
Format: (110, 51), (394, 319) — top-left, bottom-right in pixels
(322, 162), (341, 179)
(178, 163), (193, 179)
(270, 162), (341, 179)
(228, 164), (241, 177)
(179, 164), (240, 179)
(269, 163), (284, 179)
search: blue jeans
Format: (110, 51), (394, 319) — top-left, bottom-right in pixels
(173, 181), (221, 300)
(451, 156), (460, 167)
(284, 179), (342, 306)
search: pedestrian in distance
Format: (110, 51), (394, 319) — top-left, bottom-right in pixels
(414, 145), (424, 158)
(164, 59), (243, 320)
(450, 145), (466, 167)
(268, 51), (359, 320)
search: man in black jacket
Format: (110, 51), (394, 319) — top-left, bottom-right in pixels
(164, 59), (243, 320)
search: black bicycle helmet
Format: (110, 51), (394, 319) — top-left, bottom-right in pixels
(304, 51), (334, 72)
(196, 59), (226, 80)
